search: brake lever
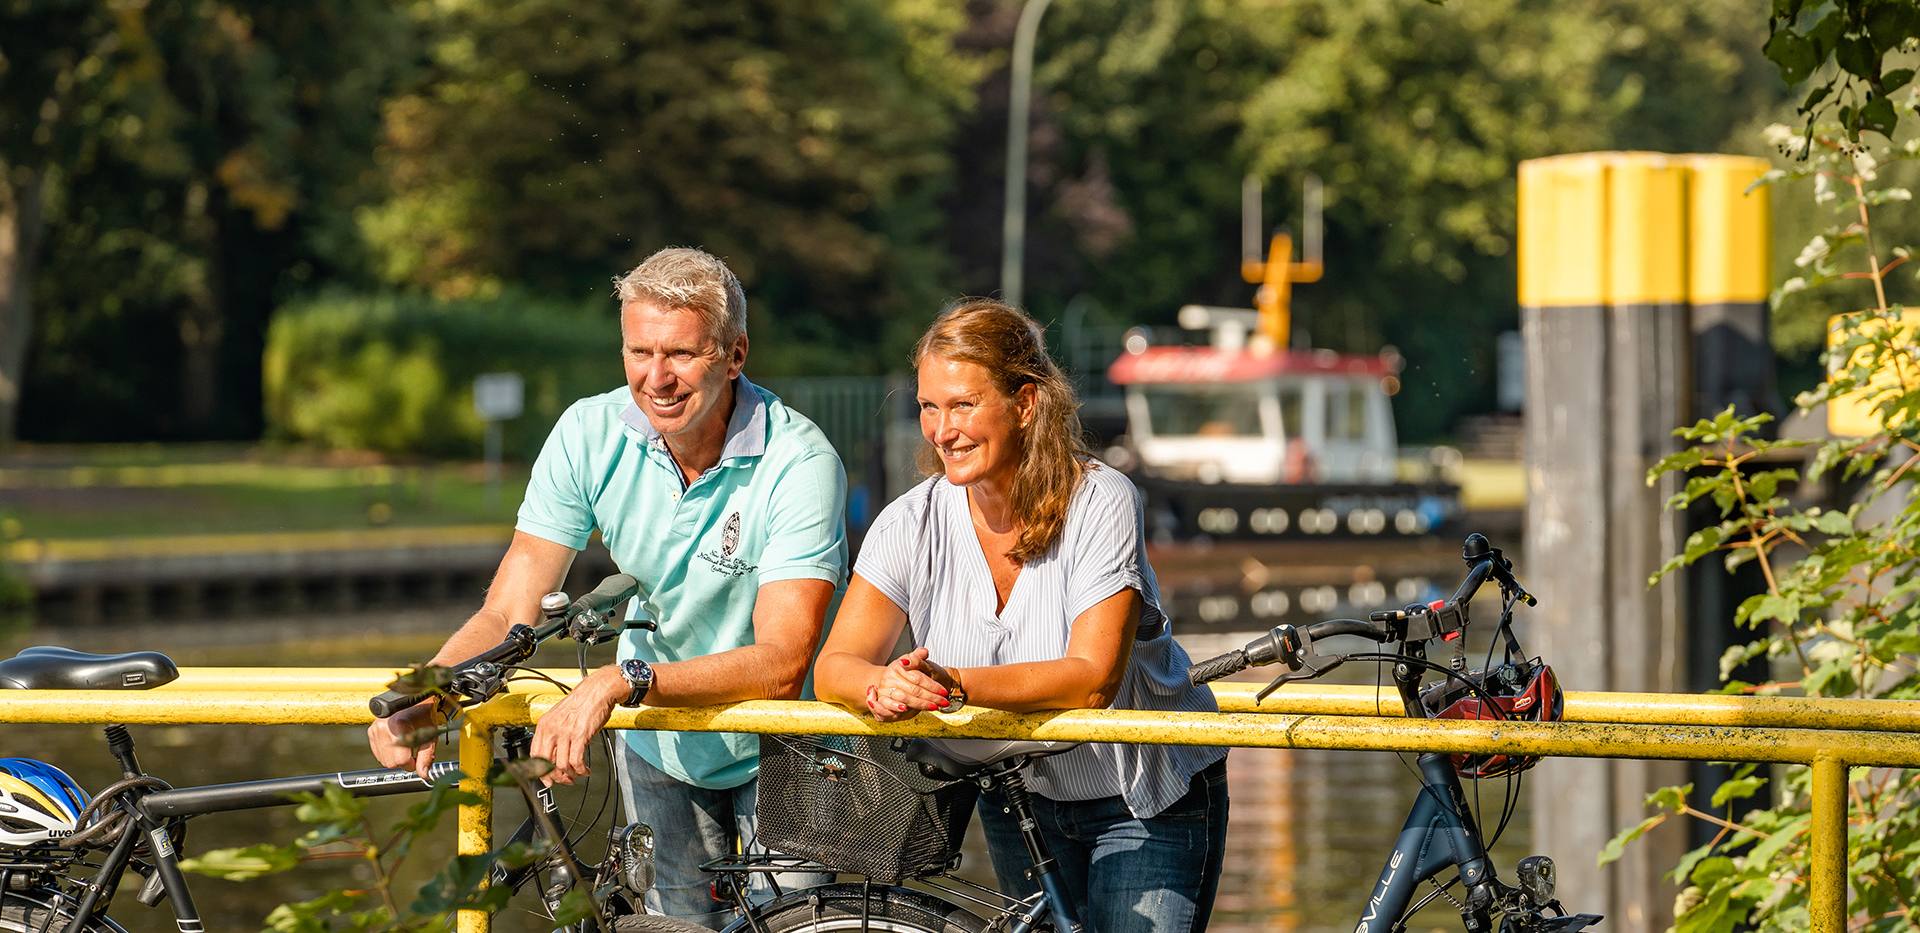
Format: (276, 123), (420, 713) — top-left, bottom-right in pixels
(1254, 653), (1348, 702)
(1481, 543), (1537, 608)
(565, 607), (658, 646)
(567, 610), (620, 645)
(1504, 573), (1538, 608)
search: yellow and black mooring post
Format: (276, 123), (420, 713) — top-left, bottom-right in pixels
(1517, 151), (1773, 933)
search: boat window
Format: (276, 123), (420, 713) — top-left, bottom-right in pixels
(1278, 383), (1304, 439)
(1141, 387), (1266, 438)
(1327, 382), (1370, 441)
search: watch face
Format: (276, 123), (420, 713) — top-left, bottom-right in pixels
(621, 659), (653, 706)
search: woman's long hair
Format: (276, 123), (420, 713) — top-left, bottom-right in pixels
(913, 298), (1090, 564)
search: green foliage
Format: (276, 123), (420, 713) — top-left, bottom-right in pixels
(358, 0), (983, 369)
(1766, 0), (1920, 143)
(263, 291), (616, 459)
(6, 0), (417, 442)
(1619, 109), (1920, 929)
(1225, 0), (1778, 438)
(10, 0), (1800, 447)
(181, 782), (512, 931)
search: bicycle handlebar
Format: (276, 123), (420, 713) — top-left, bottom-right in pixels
(369, 687), (434, 719)
(369, 573), (639, 718)
(1186, 534), (1523, 686)
(1188, 619), (1389, 685)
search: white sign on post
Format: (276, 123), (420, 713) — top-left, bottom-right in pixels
(473, 372), (524, 421)
(473, 372), (523, 513)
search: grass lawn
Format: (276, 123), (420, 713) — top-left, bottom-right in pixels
(0, 444), (528, 540)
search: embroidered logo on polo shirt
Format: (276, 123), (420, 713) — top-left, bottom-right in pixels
(697, 511), (755, 577)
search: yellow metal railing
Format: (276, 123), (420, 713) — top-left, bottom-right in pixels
(5, 672), (1916, 933)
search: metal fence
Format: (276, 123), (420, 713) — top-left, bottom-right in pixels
(758, 376), (904, 526)
(3, 672), (1911, 932)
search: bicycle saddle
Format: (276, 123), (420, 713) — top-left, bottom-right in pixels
(0, 646), (180, 690)
(902, 738), (1075, 781)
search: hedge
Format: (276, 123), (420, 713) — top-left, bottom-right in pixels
(263, 291), (617, 460)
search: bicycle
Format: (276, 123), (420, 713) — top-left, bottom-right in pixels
(0, 574), (713, 933)
(717, 533), (1602, 933)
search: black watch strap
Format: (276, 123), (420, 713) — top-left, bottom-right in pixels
(619, 658), (654, 708)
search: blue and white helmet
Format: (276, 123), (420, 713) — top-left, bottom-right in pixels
(0, 758), (89, 847)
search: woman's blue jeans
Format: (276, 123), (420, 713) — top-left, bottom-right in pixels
(975, 758), (1229, 933)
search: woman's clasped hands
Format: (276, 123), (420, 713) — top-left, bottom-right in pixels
(864, 646), (964, 721)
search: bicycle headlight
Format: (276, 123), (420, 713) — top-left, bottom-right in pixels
(1516, 855), (1556, 905)
(610, 822), (656, 896)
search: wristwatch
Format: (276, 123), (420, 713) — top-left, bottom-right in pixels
(618, 658), (655, 708)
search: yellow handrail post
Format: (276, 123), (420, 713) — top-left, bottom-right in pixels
(456, 717), (494, 933)
(1809, 755), (1848, 933)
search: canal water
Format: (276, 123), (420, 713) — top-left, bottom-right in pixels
(2, 538), (1543, 932)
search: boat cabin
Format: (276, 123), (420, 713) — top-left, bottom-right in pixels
(1107, 343), (1401, 486)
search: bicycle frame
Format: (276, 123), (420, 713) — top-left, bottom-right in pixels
(4, 726), (581, 932)
(4, 577), (656, 932)
(1343, 640), (1501, 932)
(1356, 752), (1498, 932)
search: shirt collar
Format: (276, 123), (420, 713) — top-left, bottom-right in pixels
(620, 374), (768, 463)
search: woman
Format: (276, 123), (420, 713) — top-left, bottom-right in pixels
(814, 299), (1228, 933)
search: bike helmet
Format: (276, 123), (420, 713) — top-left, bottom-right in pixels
(1419, 658), (1564, 779)
(0, 758), (89, 846)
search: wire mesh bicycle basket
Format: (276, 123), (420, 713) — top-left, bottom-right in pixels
(755, 733), (978, 883)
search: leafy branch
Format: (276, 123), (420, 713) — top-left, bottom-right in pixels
(178, 665), (601, 930)
(1608, 107), (1920, 930)
(1766, 0), (1920, 144)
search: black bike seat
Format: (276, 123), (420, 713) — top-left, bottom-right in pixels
(900, 738), (1075, 782)
(0, 646), (180, 690)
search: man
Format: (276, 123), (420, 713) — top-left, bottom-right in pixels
(368, 247), (847, 926)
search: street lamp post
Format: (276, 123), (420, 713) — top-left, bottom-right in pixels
(1001, 0), (1056, 309)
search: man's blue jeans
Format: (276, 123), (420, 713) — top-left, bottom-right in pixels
(975, 758), (1229, 933)
(614, 744), (832, 929)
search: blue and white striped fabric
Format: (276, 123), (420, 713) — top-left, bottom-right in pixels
(854, 461), (1226, 819)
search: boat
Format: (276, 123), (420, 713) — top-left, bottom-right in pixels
(1103, 178), (1461, 542)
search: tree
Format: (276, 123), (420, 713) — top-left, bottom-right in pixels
(944, 0), (1781, 440)
(358, 0), (984, 373)
(1232, 0), (1781, 437)
(3, 0), (412, 443)
(0, 0), (149, 444)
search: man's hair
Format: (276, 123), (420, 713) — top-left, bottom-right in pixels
(612, 247), (748, 348)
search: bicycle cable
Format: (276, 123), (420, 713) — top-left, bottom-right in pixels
(1480, 588), (1528, 851)
(500, 666), (612, 854)
(1408, 872), (1468, 919)
(1343, 640), (1528, 862)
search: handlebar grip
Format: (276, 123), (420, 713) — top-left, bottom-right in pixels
(370, 689), (431, 719)
(574, 573), (640, 616)
(1188, 649), (1250, 685)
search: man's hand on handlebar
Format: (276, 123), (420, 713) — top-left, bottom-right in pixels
(368, 697), (452, 779)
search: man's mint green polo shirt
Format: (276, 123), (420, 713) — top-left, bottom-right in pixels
(516, 376), (848, 789)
